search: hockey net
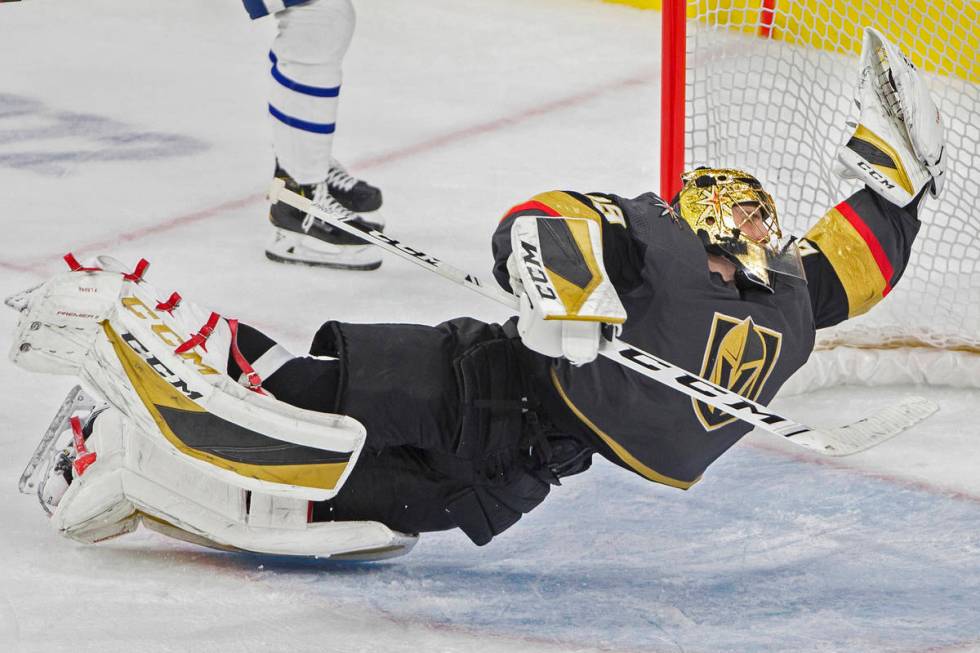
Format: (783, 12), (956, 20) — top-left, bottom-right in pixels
(660, 0), (980, 390)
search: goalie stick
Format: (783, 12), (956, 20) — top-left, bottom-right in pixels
(268, 179), (939, 456)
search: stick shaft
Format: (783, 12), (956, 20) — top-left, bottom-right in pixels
(268, 179), (934, 454)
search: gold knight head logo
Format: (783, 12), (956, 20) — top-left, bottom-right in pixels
(694, 313), (783, 431)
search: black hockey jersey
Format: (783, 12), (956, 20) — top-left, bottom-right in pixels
(492, 188), (921, 488)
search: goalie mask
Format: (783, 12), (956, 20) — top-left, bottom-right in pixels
(677, 168), (805, 292)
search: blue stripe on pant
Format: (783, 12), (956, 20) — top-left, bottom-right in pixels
(242, 0), (309, 20)
(269, 51), (341, 98)
(268, 104), (336, 134)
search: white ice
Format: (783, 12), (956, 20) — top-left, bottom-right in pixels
(0, 1), (978, 652)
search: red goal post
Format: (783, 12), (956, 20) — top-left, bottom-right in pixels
(659, 0), (980, 390)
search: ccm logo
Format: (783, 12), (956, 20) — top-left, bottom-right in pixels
(857, 161), (897, 190)
(519, 240), (557, 300)
(120, 297), (220, 377)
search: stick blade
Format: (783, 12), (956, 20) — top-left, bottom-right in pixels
(266, 177), (286, 204)
(787, 396), (938, 456)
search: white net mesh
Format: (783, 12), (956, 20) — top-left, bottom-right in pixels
(684, 0), (980, 354)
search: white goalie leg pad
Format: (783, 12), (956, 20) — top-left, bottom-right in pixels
(835, 28), (945, 207)
(53, 408), (418, 559)
(9, 255), (366, 501)
(508, 216), (626, 365)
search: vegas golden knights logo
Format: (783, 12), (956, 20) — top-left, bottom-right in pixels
(694, 313), (783, 431)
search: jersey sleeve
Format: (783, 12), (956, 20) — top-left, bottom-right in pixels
(491, 190), (645, 295)
(799, 188), (922, 329)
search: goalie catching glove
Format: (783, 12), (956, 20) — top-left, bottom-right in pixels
(836, 27), (945, 207)
(507, 215), (626, 365)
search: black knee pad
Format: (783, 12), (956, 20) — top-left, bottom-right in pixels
(443, 467), (550, 546)
(310, 317), (551, 545)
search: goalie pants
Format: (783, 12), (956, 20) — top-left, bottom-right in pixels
(237, 317), (594, 546)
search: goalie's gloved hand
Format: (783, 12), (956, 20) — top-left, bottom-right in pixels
(507, 215), (626, 366)
(835, 27), (946, 207)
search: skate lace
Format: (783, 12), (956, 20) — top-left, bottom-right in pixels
(323, 159), (358, 193)
(303, 183), (361, 232)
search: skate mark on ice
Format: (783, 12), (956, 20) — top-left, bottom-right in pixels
(351, 70), (657, 171)
(0, 591), (21, 649)
(0, 93), (207, 176)
(0, 70), (657, 275)
(246, 450), (976, 653)
(0, 194), (264, 277)
(746, 439), (980, 505)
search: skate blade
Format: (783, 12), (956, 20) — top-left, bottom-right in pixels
(264, 251), (382, 271)
(19, 385), (97, 494)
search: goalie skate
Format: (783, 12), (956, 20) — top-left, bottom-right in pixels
(19, 385), (97, 500)
(37, 400), (419, 558)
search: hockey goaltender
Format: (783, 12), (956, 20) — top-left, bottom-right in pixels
(7, 29), (946, 560)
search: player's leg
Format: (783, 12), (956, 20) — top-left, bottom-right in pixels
(263, 0), (385, 268)
(231, 315), (581, 544)
(34, 397), (417, 559)
(10, 259), (591, 550)
(313, 444), (554, 546)
(11, 258), (416, 558)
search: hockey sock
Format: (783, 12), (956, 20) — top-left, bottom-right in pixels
(263, 357), (341, 413)
(227, 322), (341, 413)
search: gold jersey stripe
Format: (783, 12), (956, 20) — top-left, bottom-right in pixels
(104, 322), (349, 491)
(550, 368), (700, 490)
(529, 191), (603, 224)
(804, 207), (888, 318)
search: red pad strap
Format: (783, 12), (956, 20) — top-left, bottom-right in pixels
(175, 312), (222, 354)
(63, 253), (102, 273)
(227, 319), (266, 395)
(123, 258), (150, 282)
(155, 292), (182, 313)
(69, 416), (97, 477)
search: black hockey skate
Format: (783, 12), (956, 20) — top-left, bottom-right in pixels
(324, 158), (383, 215)
(266, 164), (384, 270)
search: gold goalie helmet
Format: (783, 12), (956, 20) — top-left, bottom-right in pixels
(677, 168), (805, 292)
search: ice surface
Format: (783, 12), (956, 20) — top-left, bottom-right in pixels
(0, 1), (977, 652)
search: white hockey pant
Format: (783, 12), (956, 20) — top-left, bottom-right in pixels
(270, 0), (355, 184)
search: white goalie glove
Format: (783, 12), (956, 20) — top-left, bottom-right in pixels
(507, 215), (626, 365)
(836, 27), (946, 207)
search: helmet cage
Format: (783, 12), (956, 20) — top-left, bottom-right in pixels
(678, 168), (802, 291)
